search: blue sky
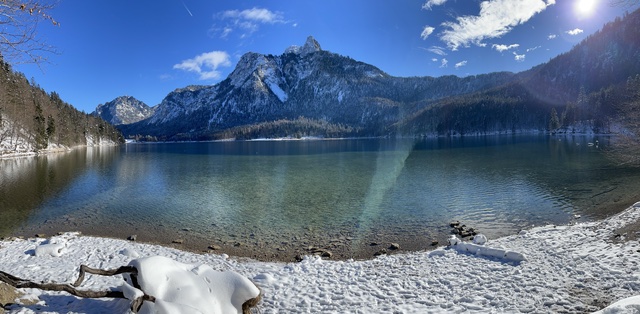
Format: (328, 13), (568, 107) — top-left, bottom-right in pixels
(14, 0), (638, 113)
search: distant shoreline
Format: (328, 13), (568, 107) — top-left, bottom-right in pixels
(0, 141), (120, 160)
(122, 130), (617, 145)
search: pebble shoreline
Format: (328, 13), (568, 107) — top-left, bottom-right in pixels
(10, 194), (640, 263)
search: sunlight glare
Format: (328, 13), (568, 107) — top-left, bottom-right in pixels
(575, 0), (597, 17)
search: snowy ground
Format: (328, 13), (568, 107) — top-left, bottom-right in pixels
(2, 202), (640, 313)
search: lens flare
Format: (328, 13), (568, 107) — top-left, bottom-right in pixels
(575, 0), (597, 18)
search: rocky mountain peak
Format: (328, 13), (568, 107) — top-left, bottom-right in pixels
(301, 36), (321, 54)
(284, 36), (322, 55)
(93, 96), (154, 126)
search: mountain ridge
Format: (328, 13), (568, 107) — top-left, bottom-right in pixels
(102, 10), (640, 140)
(116, 35), (515, 140)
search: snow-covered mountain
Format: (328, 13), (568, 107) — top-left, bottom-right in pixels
(92, 96), (155, 126)
(103, 7), (640, 141)
(118, 36), (513, 139)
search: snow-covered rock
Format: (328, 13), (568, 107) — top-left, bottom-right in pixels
(126, 256), (260, 314)
(472, 233), (488, 245)
(34, 242), (66, 257)
(594, 295), (640, 314)
(448, 235), (526, 262)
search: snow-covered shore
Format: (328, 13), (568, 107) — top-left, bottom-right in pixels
(0, 141), (121, 159)
(2, 202), (640, 313)
(0, 119), (121, 159)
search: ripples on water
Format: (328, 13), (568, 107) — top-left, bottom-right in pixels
(2, 136), (640, 259)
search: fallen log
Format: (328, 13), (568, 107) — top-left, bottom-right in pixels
(0, 265), (154, 312)
(0, 259), (261, 314)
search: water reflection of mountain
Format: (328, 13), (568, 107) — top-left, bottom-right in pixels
(0, 146), (120, 236)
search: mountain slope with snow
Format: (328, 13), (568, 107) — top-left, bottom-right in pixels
(92, 96), (155, 126)
(118, 36), (514, 140)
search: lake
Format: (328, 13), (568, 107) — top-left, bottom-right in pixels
(2, 135), (640, 261)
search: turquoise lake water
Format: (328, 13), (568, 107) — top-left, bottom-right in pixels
(2, 135), (639, 259)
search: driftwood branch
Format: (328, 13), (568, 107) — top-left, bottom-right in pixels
(0, 269), (123, 299)
(0, 264), (261, 313)
(72, 265), (138, 287)
(0, 265), (155, 313)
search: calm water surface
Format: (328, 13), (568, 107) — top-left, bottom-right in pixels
(2, 136), (640, 260)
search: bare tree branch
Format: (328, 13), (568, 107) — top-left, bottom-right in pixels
(0, 263), (261, 313)
(0, 269), (126, 299)
(0, 0), (59, 66)
(0, 264), (155, 313)
(72, 265), (139, 287)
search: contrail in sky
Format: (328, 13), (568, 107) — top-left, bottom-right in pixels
(181, 1), (193, 17)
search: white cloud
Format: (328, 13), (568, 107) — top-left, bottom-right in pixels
(513, 52), (525, 62)
(454, 60), (467, 68)
(173, 51), (232, 80)
(492, 43), (520, 52)
(432, 58), (439, 62)
(566, 28), (584, 35)
(421, 26), (435, 40)
(215, 7), (287, 38)
(548, 34), (557, 39)
(526, 45), (541, 52)
(221, 27), (233, 39)
(440, 0), (555, 50)
(222, 7), (284, 24)
(423, 0), (449, 10)
(427, 46), (448, 56)
(440, 58), (448, 68)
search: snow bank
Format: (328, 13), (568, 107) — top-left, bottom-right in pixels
(1, 202), (640, 313)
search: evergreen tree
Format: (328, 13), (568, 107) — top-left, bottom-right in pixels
(33, 101), (47, 150)
(549, 108), (561, 132)
(46, 114), (55, 142)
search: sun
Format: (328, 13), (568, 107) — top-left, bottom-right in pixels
(575, 0), (597, 17)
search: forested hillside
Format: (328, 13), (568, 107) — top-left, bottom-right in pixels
(393, 10), (640, 137)
(0, 58), (123, 156)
